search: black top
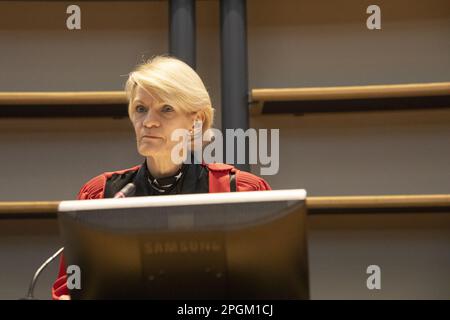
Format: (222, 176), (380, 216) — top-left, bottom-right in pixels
(103, 160), (209, 199)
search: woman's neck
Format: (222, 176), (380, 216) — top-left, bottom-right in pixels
(146, 155), (182, 179)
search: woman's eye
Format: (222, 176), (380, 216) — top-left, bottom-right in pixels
(136, 105), (147, 113)
(161, 104), (174, 113)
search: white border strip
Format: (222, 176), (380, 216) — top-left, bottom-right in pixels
(58, 189), (306, 212)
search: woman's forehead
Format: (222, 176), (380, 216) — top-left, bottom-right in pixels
(133, 86), (163, 105)
(131, 85), (189, 115)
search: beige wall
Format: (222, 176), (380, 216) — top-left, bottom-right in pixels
(0, 0), (449, 199)
(0, 0), (449, 299)
(247, 0), (450, 195)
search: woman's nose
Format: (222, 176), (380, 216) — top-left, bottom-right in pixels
(142, 110), (160, 128)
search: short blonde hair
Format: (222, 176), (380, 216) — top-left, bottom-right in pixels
(125, 55), (215, 131)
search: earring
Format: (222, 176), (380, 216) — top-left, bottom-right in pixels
(191, 119), (202, 138)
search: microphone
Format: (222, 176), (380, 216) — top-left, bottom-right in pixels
(22, 184), (136, 299)
(22, 247), (64, 300)
(21, 184), (136, 299)
(113, 183), (136, 198)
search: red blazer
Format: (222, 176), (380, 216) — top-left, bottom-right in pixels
(52, 163), (271, 300)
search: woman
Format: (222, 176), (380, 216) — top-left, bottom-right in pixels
(52, 56), (271, 300)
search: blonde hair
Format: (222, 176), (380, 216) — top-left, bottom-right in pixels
(125, 55), (214, 132)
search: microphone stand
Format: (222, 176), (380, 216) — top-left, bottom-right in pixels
(22, 247), (64, 300)
(21, 183), (135, 299)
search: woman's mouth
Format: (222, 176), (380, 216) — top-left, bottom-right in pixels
(142, 135), (163, 140)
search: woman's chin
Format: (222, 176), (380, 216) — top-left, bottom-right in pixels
(137, 144), (163, 157)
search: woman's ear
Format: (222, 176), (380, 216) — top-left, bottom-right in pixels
(193, 111), (206, 126)
(190, 112), (205, 138)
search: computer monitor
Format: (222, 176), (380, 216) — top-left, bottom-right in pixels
(57, 189), (309, 299)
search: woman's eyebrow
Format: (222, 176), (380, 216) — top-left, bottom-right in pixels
(133, 99), (166, 107)
(133, 99), (147, 105)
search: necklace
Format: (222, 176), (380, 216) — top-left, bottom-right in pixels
(147, 166), (185, 193)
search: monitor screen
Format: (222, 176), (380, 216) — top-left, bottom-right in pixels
(57, 189), (309, 299)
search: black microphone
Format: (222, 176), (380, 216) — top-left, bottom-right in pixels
(113, 183), (136, 198)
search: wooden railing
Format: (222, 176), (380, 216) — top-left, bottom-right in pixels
(0, 91), (127, 117)
(1, 194), (449, 219)
(250, 82), (450, 115)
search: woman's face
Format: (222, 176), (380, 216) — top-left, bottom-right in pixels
(130, 86), (196, 158)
